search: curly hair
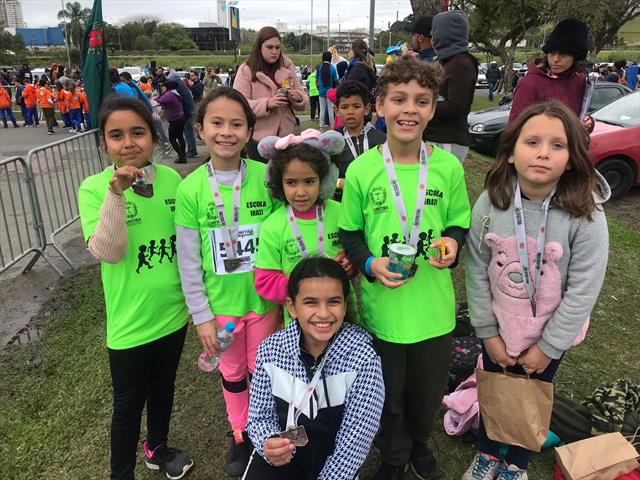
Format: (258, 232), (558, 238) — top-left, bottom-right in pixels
(266, 143), (330, 203)
(377, 56), (443, 101)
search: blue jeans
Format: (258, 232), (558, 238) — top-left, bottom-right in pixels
(84, 112), (91, 130)
(488, 82), (496, 101)
(0, 107), (18, 126)
(70, 108), (83, 131)
(25, 106), (39, 125)
(61, 111), (71, 127)
(477, 343), (563, 469)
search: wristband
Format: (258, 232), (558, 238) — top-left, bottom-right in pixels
(364, 256), (375, 276)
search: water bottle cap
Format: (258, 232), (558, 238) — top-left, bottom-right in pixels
(224, 322), (236, 333)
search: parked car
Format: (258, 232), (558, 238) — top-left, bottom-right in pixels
(589, 91), (640, 199)
(118, 66), (142, 82)
(476, 66), (488, 88)
(467, 82), (632, 155)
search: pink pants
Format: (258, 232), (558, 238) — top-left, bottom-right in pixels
(216, 309), (277, 430)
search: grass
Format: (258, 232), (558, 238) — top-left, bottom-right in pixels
(1, 122), (639, 479)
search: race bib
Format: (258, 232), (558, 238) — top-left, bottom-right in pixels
(209, 223), (261, 275)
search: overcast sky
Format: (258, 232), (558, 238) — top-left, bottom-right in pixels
(21, 0), (413, 31)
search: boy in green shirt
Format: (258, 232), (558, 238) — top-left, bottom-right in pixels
(307, 66), (319, 121)
(339, 56), (471, 479)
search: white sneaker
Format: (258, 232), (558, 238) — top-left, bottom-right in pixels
(462, 453), (501, 480)
(496, 463), (528, 480)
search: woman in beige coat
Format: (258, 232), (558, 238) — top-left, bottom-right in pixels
(234, 26), (308, 161)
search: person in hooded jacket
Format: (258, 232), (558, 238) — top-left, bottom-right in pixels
(422, 10), (478, 163)
(509, 19), (590, 123)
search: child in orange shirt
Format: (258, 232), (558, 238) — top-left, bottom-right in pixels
(78, 88), (91, 129)
(38, 79), (56, 134)
(0, 85), (19, 128)
(66, 82), (83, 133)
(55, 81), (72, 127)
(21, 78), (39, 127)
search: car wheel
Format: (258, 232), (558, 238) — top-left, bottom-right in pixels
(596, 157), (634, 200)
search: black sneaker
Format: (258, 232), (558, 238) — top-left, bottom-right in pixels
(372, 462), (406, 480)
(224, 429), (253, 477)
(143, 441), (194, 480)
(409, 444), (439, 480)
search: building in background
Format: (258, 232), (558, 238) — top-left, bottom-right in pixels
(187, 26), (234, 51)
(0, 0), (25, 28)
(8, 27), (65, 49)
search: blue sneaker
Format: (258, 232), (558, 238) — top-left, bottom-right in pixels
(496, 463), (528, 480)
(462, 453), (501, 480)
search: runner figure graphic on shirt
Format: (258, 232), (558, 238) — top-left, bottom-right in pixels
(416, 229), (435, 260)
(148, 240), (157, 260)
(169, 235), (177, 262)
(136, 245), (153, 273)
(158, 239), (169, 264)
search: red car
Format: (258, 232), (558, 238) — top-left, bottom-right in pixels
(589, 91), (640, 199)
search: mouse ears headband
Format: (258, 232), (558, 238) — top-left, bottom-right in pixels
(259, 129), (344, 201)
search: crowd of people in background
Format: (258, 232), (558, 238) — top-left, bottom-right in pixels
(1, 10), (635, 480)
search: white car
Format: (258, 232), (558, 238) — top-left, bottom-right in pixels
(118, 67), (142, 82)
(476, 66), (488, 88)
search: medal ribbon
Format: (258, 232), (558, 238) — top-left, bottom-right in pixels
(285, 204), (325, 258)
(206, 160), (244, 260)
(513, 181), (555, 317)
(381, 142), (429, 247)
(286, 340), (334, 429)
(343, 122), (372, 159)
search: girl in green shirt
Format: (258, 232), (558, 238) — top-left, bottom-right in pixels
(78, 96), (193, 480)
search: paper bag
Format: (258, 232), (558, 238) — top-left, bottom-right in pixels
(555, 432), (639, 480)
(476, 369), (553, 452)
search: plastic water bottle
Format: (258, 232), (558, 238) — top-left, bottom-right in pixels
(197, 322), (235, 372)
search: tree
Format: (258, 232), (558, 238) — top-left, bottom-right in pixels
(283, 32), (299, 52)
(0, 30), (28, 65)
(450, 0), (558, 92)
(133, 35), (154, 51)
(555, 0), (640, 58)
(152, 23), (197, 51)
(102, 23), (120, 52)
(410, 0), (448, 16)
(118, 15), (160, 50)
(57, 1), (91, 48)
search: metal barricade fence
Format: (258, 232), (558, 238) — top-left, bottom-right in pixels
(25, 129), (105, 273)
(0, 156), (60, 275)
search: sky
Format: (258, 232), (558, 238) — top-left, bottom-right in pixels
(20, 0), (414, 32)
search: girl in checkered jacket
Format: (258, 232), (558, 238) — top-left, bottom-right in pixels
(244, 257), (385, 479)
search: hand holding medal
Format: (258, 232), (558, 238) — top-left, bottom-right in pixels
(263, 437), (295, 466)
(428, 237), (458, 269)
(109, 165), (144, 196)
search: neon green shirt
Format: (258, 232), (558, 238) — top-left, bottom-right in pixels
(256, 200), (343, 275)
(78, 165), (189, 350)
(175, 160), (277, 317)
(307, 71), (319, 97)
(339, 145), (471, 343)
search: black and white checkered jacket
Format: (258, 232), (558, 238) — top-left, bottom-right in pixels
(247, 321), (385, 479)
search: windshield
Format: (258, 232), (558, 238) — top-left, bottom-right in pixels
(592, 91), (640, 128)
(121, 67), (141, 75)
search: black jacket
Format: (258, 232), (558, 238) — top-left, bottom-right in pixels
(423, 52), (478, 146)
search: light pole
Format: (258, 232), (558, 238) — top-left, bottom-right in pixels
(59, 0), (72, 67)
(368, 0), (375, 53)
(326, 0), (330, 51)
(310, 0), (314, 64)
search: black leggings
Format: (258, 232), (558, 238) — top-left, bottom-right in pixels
(168, 118), (186, 161)
(108, 324), (187, 480)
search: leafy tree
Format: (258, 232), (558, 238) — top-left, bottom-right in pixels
(449, 0), (558, 92)
(283, 32), (299, 52)
(119, 15), (159, 50)
(152, 23), (197, 51)
(0, 30), (28, 65)
(102, 23), (121, 52)
(556, 0), (640, 57)
(57, 1), (91, 48)
(410, 0), (448, 16)
(133, 35), (154, 51)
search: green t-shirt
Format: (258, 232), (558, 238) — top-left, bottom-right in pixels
(175, 159), (277, 317)
(78, 165), (189, 350)
(307, 71), (319, 97)
(256, 200), (343, 275)
(339, 145), (471, 343)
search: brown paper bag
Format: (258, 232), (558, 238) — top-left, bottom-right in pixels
(554, 432), (639, 480)
(476, 369), (553, 452)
